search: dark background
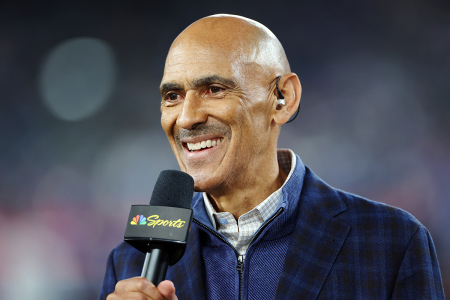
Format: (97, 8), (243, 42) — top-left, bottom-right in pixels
(1, 0), (449, 298)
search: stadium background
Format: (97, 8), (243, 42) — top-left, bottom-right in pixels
(1, 1), (449, 298)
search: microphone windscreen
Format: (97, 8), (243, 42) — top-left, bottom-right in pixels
(149, 170), (194, 209)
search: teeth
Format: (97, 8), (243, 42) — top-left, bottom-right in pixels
(186, 138), (223, 151)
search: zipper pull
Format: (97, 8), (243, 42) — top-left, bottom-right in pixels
(236, 255), (244, 272)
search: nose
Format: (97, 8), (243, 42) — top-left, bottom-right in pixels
(176, 91), (208, 129)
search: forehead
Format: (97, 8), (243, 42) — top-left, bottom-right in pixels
(162, 43), (238, 85)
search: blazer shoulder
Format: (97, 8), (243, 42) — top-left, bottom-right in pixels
(302, 167), (420, 228)
(335, 189), (425, 240)
(340, 190), (420, 221)
(303, 167), (422, 230)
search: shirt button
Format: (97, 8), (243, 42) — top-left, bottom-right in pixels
(219, 218), (228, 225)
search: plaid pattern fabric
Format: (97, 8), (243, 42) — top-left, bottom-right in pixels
(98, 153), (445, 300)
(203, 149), (296, 256)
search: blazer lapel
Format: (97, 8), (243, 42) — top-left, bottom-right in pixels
(276, 170), (350, 299)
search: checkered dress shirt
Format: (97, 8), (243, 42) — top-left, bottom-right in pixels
(203, 149), (296, 257)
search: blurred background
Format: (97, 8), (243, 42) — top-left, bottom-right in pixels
(1, 0), (449, 298)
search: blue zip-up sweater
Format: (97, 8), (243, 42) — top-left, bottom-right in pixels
(99, 155), (444, 299)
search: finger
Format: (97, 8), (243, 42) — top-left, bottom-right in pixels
(115, 277), (155, 294)
(157, 280), (177, 300)
(113, 277), (173, 300)
(118, 277), (168, 299)
(107, 291), (153, 300)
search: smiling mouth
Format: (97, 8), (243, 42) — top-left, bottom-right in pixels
(185, 138), (223, 152)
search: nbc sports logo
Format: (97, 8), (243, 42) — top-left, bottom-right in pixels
(130, 215), (147, 225)
(129, 213), (186, 228)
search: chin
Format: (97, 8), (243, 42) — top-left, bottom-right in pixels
(191, 176), (210, 192)
(190, 172), (221, 193)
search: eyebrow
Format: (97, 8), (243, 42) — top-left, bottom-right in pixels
(160, 75), (237, 98)
(160, 82), (183, 98)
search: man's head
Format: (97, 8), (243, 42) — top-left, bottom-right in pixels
(160, 14), (301, 195)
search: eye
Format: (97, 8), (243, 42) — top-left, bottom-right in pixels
(166, 92), (180, 101)
(208, 85), (224, 94)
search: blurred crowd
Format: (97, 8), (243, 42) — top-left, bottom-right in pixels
(1, 1), (449, 299)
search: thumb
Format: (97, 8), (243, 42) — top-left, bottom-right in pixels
(157, 280), (177, 300)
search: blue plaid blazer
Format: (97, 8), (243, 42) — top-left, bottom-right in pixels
(99, 156), (445, 299)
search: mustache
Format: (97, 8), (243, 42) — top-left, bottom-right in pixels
(175, 123), (231, 142)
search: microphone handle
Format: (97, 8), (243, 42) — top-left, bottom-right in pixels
(141, 247), (169, 286)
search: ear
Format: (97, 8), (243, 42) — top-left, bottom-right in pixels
(272, 73), (302, 125)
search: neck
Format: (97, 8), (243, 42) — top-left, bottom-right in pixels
(207, 153), (288, 220)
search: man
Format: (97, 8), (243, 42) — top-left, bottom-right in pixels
(100, 14), (445, 300)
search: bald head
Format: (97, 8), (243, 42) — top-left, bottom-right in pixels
(166, 14), (290, 80)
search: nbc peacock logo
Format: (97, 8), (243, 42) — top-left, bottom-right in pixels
(130, 215), (147, 225)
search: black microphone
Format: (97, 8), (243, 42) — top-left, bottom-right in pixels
(124, 170), (194, 286)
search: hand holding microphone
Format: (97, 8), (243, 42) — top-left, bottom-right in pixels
(107, 170), (194, 300)
(107, 277), (177, 300)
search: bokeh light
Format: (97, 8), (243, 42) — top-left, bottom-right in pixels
(38, 37), (117, 122)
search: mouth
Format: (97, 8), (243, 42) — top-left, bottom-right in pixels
(184, 138), (224, 152)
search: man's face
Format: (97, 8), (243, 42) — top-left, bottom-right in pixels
(160, 41), (275, 193)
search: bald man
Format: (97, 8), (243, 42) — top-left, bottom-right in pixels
(99, 15), (444, 300)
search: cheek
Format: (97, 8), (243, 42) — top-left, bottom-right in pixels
(161, 109), (187, 170)
(238, 101), (273, 148)
(238, 97), (271, 128)
(160, 109), (177, 137)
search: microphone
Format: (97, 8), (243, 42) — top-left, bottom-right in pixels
(124, 170), (194, 286)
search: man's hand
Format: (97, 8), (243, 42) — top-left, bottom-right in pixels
(107, 277), (178, 300)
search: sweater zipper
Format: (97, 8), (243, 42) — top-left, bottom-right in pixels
(193, 207), (283, 300)
(236, 255), (244, 299)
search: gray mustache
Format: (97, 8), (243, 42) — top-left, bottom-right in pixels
(175, 123), (231, 142)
